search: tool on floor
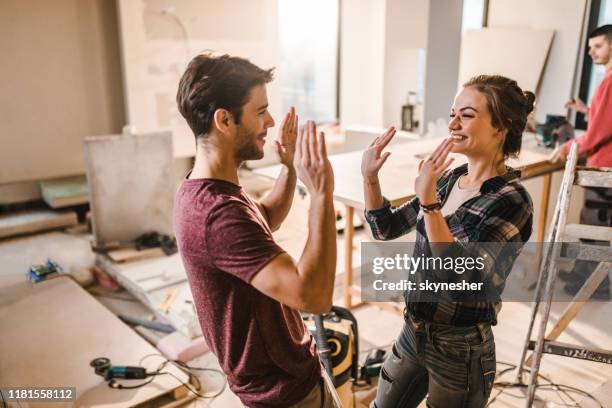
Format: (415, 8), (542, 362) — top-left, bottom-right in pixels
(306, 306), (386, 406)
(515, 143), (612, 407)
(26, 259), (63, 283)
(307, 306), (358, 407)
(90, 357), (147, 385)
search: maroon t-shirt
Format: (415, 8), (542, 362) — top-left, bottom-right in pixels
(174, 178), (320, 407)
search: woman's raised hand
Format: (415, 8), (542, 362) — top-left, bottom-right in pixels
(415, 138), (455, 205)
(361, 127), (396, 183)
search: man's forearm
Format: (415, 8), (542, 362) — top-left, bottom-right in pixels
(297, 193), (337, 312)
(259, 165), (297, 230)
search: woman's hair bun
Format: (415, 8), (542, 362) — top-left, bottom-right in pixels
(523, 91), (536, 115)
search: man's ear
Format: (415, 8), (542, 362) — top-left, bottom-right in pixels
(213, 109), (235, 135)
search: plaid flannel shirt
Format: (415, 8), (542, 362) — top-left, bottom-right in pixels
(364, 163), (533, 326)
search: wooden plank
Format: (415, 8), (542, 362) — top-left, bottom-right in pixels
(0, 210), (77, 239)
(564, 224), (612, 241)
(40, 176), (89, 208)
(107, 247), (166, 263)
(575, 169), (612, 188)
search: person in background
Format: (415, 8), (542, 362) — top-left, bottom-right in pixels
(550, 24), (612, 300)
(174, 53), (341, 407)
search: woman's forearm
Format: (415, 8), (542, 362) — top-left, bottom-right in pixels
(423, 211), (454, 243)
(364, 176), (385, 210)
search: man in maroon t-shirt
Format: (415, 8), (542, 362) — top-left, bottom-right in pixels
(174, 53), (341, 407)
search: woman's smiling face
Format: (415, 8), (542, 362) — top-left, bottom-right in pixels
(448, 86), (504, 158)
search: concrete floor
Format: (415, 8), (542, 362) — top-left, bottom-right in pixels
(0, 174), (610, 408)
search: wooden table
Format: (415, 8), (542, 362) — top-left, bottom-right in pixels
(254, 133), (563, 310)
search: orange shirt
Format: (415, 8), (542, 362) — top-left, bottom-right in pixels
(563, 67), (612, 167)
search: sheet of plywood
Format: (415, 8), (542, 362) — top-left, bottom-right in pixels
(488, 0), (588, 123)
(0, 277), (191, 407)
(84, 131), (175, 246)
(458, 28), (554, 94)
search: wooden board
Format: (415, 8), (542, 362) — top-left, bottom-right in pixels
(458, 28), (554, 93)
(0, 276), (192, 407)
(84, 131), (175, 246)
(40, 176), (89, 208)
(0, 210), (77, 239)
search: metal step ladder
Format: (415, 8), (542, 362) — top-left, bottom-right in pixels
(514, 143), (612, 407)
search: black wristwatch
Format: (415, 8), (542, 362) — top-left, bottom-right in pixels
(420, 201), (442, 214)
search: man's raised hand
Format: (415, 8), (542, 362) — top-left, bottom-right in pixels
(276, 106), (298, 167)
(293, 121), (334, 197)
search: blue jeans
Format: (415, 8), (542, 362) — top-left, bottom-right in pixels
(371, 314), (496, 408)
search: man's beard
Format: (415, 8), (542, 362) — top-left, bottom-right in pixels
(234, 125), (265, 163)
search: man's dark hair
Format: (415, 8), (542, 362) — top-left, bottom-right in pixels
(177, 53), (274, 139)
(588, 24), (612, 41)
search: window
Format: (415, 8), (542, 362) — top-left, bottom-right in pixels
(576, 0), (612, 129)
(462, 0), (487, 33)
(278, 0), (339, 124)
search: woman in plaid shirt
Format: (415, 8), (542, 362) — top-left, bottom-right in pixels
(363, 75), (534, 408)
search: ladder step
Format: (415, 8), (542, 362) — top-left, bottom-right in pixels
(561, 243), (612, 262)
(528, 340), (612, 364)
(574, 168), (612, 188)
(564, 224), (612, 241)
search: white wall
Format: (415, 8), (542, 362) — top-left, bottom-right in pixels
(422, 0), (464, 131)
(382, 0), (429, 128)
(340, 0), (387, 127)
(487, 0), (588, 123)
(117, 0), (281, 161)
(341, 0), (431, 129)
(0, 0), (125, 184)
